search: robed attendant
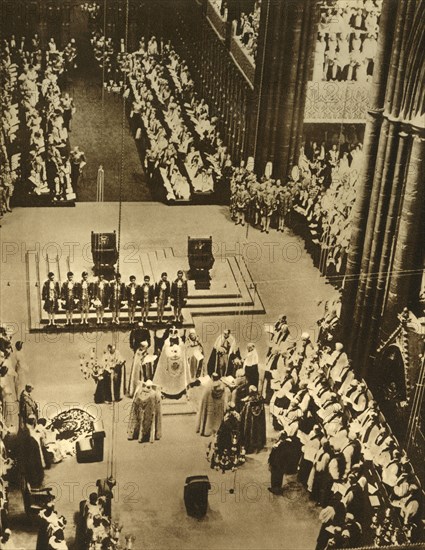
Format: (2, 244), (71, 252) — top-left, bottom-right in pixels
(153, 328), (190, 398)
(19, 384), (38, 431)
(196, 374), (229, 437)
(129, 322), (151, 353)
(109, 273), (125, 325)
(94, 344), (124, 403)
(243, 343), (259, 388)
(90, 275), (109, 325)
(240, 386), (266, 453)
(60, 271), (79, 325)
(127, 380), (162, 443)
(185, 329), (204, 381)
(232, 368), (250, 413)
(127, 343), (157, 397)
(19, 418), (45, 488)
(42, 272), (60, 326)
(209, 403), (245, 472)
(207, 330), (240, 377)
(103, 345), (126, 401)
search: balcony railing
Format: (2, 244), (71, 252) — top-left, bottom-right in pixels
(229, 32), (255, 87)
(304, 80), (371, 123)
(206, 0), (227, 40)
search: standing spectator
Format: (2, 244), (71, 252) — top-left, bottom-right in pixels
(69, 145), (86, 190)
(268, 431), (302, 495)
(18, 383), (38, 431)
(170, 270), (188, 323)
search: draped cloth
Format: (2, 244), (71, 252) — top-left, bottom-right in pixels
(153, 339), (190, 398)
(240, 393), (266, 453)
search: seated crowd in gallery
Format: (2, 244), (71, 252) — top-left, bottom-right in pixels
(0, 33), (84, 218)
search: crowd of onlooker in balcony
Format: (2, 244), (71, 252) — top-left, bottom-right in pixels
(210, 0), (261, 62)
(90, 32), (234, 202)
(0, 34), (84, 219)
(312, 0), (381, 82)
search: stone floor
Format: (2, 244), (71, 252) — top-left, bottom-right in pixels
(0, 202), (338, 549)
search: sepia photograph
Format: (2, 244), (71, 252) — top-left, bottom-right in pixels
(0, 0), (424, 548)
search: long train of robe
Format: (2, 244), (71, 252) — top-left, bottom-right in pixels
(240, 395), (267, 453)
(127, 385), (162, 443)
(209, 411), (246, 472)
(196, 380), (229, 437)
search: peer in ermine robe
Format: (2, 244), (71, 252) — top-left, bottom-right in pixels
(196, 374), (229, 437)
(240, 387), (266, 453)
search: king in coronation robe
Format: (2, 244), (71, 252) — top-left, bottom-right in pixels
(153, 327), (190, 399)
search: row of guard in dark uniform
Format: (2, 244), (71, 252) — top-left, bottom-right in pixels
(41, 269), (188, 326)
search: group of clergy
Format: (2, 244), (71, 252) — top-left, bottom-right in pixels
(232, 0), (261, 61)
(264, 313), (423, 549)
(314, 0), (380, 82)
(0, 32), (80, 211)
(41, 269), (188, 326)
